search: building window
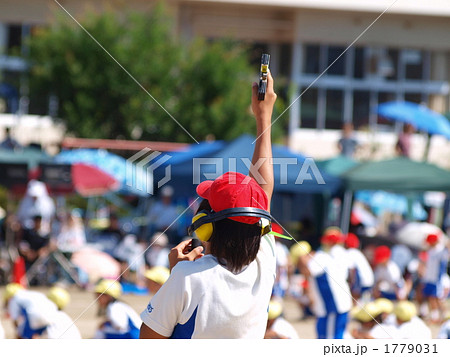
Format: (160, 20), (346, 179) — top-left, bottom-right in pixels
(377, 92), (397, 129)
(353, 90), (370, 129)
(325, 89), (343, 129)
(304, 44), (320, 74)
(326, 46), (346, 76)
(353, 47), (365, 79)
(403, 49), (424, 80)
(300, 87), (318, 128)
(7, 24), (22, 51)
(294, 43), (444, 131)
(404, 92), (424, 104)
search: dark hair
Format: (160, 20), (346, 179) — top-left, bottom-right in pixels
(197, 199), (262, 273)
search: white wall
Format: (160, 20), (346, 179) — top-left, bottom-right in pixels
(289, 128), (450, 169)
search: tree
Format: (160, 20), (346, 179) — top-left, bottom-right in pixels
(29, 4), (283, 143)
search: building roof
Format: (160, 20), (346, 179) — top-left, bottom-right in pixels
(61, 137), (188, 152)
(184, 0), (450, 17)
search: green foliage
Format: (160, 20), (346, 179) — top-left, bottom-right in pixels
(29, 4), (284, 143)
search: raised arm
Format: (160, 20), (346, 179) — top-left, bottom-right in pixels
(250, 71), (276, 207)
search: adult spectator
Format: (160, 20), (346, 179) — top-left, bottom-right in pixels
(338, 123), (358, 158)
(146, 186), (180, 244)
(19, 215), (51, 271)
(0, 127), (22, 150)
(395, 123), (415, 158)
(16, 180), (55, 235)
(145, 232), (170, 268)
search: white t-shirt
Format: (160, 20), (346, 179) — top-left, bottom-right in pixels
(423, 244), (449, 284)
(347, 248), (374, 288)
(106, 301), (142, 333)
(397, 316), (432, 339)
(8, 290), (59, 330)
(271, 317), (299, 339)
(330, 245), (351, 281)
(140, 233), (276, 338)
(307, 250), (352, 317)
(437, 319), (450, 339)
(369, 323), (400, 339)
(45, 311), (82, 339)
(374, 261), (404, 295)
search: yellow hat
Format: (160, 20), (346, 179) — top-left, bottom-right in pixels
(290, 241), (312, 265)
(394, 301), (417, 322)
(47, 287), (71, 310)
(375, 298), (394, 314)
(144, 266), (170, 285)
(4, 283), (24, 302)
(268, 300), (283, 320)
(94, 279), (122, 299)
(352, 302), (381, 323)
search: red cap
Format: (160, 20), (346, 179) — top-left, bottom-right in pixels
(271, 223), (283, 235)
(425, 233), (439, 245)
(320, 226), (344, 245)
(345, 233), (360, 249)
(374, 245), (391, 264)
(196, 172), (268, 224)
(320, 232), (342, 245)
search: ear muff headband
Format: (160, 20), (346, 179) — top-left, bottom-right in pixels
(188, 207), (273, 242)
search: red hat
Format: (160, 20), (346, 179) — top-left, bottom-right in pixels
(320, 226), (344, 245)
(196, 172), (268, 224)
(374, 245), (391, 264)
(425, 233), (439, 245)
(320, 232), (342, 245)
(271, 223), (283, 235)
(345, 233), (360, 249)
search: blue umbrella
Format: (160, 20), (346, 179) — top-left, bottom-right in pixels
(377, 101), (450, 139)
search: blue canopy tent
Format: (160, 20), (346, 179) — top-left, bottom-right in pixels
(153, 135), (342, 242)
(154, 134), (341, 197)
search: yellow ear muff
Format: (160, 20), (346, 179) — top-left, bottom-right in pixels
(192, 213), (214, 242)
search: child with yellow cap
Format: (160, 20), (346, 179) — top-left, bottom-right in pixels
(94, 279), (141, 339)
(264, 300), (298, 339)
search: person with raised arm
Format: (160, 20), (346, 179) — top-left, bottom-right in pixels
(139, 71), (277, 339)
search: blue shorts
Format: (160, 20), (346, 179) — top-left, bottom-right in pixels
(18, 310), (47, 339)
(380, 291), (397, 301)
(316, 312), (349, 339)
(422, 282), (443, 298)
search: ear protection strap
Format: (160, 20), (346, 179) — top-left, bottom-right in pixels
(189, 207), (272, 234)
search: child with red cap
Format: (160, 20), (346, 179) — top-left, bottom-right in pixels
(139, 71), (277, 338)
(344, 233), (374, 303)
(421, 233), (449, 323)
(296, 229), (352, 339)
(373, 245), (405, 301)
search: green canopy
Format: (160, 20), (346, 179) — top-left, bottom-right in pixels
(0, 148), (52, 169)
(342, 157), (450, 192)
(316, 155), (358, 177)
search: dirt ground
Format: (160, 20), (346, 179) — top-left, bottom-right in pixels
(0, 286), (445, 339)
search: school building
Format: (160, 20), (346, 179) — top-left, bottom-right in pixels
(1, 0), (450, 164)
